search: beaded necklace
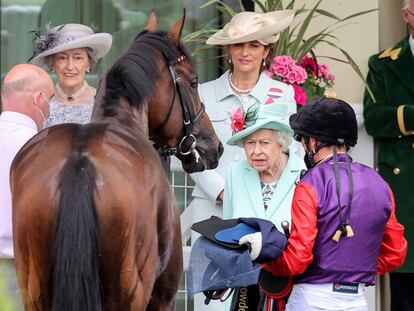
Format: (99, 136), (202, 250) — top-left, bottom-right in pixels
(55, 81), (88, 101)
(228, 72), (255, 94)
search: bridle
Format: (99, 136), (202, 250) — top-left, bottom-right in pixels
(154, 54), (205, 162)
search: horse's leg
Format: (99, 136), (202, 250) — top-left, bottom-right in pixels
(13, 227), (32, 309)
(12, 188), (55, 311)
(97, 183), (160, 311)
(146, 205), (183, 311)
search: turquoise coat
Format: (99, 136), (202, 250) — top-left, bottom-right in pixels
(190, 70), (297, 204)
(363, 36), (414, 272)
(223, 153), (305, 232)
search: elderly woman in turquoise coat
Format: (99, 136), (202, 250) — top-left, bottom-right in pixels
(223, 103), (305, 232)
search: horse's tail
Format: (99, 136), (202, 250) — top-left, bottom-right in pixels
(49, 153), (102, 311)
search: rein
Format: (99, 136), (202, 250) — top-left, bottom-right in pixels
(155, 54), (205, 161)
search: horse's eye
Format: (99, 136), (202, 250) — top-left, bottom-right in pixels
(190, 77), (198, 88)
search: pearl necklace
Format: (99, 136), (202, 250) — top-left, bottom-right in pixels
(55, 81), (88, 101)
(260, 152), (284, 184)
(228, 73), (254, 94)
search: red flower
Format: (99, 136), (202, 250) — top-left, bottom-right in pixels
(299, 55), (317, 76)
(230, 107), (245, 132)
(291, 84), (308, 106)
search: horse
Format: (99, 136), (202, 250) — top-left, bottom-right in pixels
(10, 12), (223, 311)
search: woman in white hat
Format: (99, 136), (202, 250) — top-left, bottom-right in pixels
(30, 24), (112, 126)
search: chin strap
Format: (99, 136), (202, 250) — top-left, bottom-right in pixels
(303, 137), (331, 169)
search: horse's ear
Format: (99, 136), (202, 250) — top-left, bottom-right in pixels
(168, 9), (186, 46)
(145, 10), (157, 31)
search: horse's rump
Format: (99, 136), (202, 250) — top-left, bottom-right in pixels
(12, 123), (180, 310)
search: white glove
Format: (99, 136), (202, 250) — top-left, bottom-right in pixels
(239, 232), (262, 261)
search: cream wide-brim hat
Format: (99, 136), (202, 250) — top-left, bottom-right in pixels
(29, 24), (112, 71)
(206, 10), (295, 46)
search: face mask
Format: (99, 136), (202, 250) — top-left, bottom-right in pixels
(301, 136), (316, 169)
(33, 93), (50, 123)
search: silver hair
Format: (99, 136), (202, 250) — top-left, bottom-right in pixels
(274, 130), (293, 153)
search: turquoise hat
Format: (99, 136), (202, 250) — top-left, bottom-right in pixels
(227, 103), (293, 147)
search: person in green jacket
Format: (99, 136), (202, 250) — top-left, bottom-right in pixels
(363, 1), (414, 310)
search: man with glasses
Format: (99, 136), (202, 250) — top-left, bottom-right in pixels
(363, 1), (414, 310)
(0, 63), (53, 310)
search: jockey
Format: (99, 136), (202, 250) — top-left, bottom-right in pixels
(241, 97), (407, 311)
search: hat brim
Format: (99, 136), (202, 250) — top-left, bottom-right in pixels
(206, 10), (294, 45)
(227, 118), (293, 147)
(29, 33), (112, 70)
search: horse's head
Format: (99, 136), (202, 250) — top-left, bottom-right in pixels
(94, 11), (222, 173)
(146, 12), (223, 173)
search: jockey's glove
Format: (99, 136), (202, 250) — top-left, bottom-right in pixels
(239, 232), (262, 261)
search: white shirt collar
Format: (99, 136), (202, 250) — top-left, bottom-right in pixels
(0, 111), (38, 131)
(409, 35), (414, 57)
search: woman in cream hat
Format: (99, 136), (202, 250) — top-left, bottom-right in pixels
(188, 10), (297, 310)
(30, 23), (112, 126)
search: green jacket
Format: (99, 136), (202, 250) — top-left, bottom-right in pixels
(363, 36), (414, 272)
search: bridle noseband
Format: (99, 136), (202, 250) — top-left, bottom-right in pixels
(155, 55), (205, 162)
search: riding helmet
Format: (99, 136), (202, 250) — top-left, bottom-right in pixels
(289, 97), (358, 147)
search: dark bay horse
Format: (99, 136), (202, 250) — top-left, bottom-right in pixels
(10, 13), (222, 311)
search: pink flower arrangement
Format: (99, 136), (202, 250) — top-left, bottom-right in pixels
(270, 55), (307, 84)
(267, 54), (335, 108)
(299, 55), (335, 87)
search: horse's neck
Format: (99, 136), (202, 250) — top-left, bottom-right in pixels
(115, 99), (149, 137)
(94, 99), (149, 138)
(92, 76), (106, 122)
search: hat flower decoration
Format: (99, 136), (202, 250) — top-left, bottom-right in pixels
(30, 24), (60, 56)
(230, 103), (259, 134)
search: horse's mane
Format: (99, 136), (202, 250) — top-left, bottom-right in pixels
(101, 30), (191, 117)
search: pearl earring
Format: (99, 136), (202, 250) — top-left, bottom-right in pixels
(262, 59), (266, 67)
(228, 58), (232, 64)
(86, 69), (90, 73)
